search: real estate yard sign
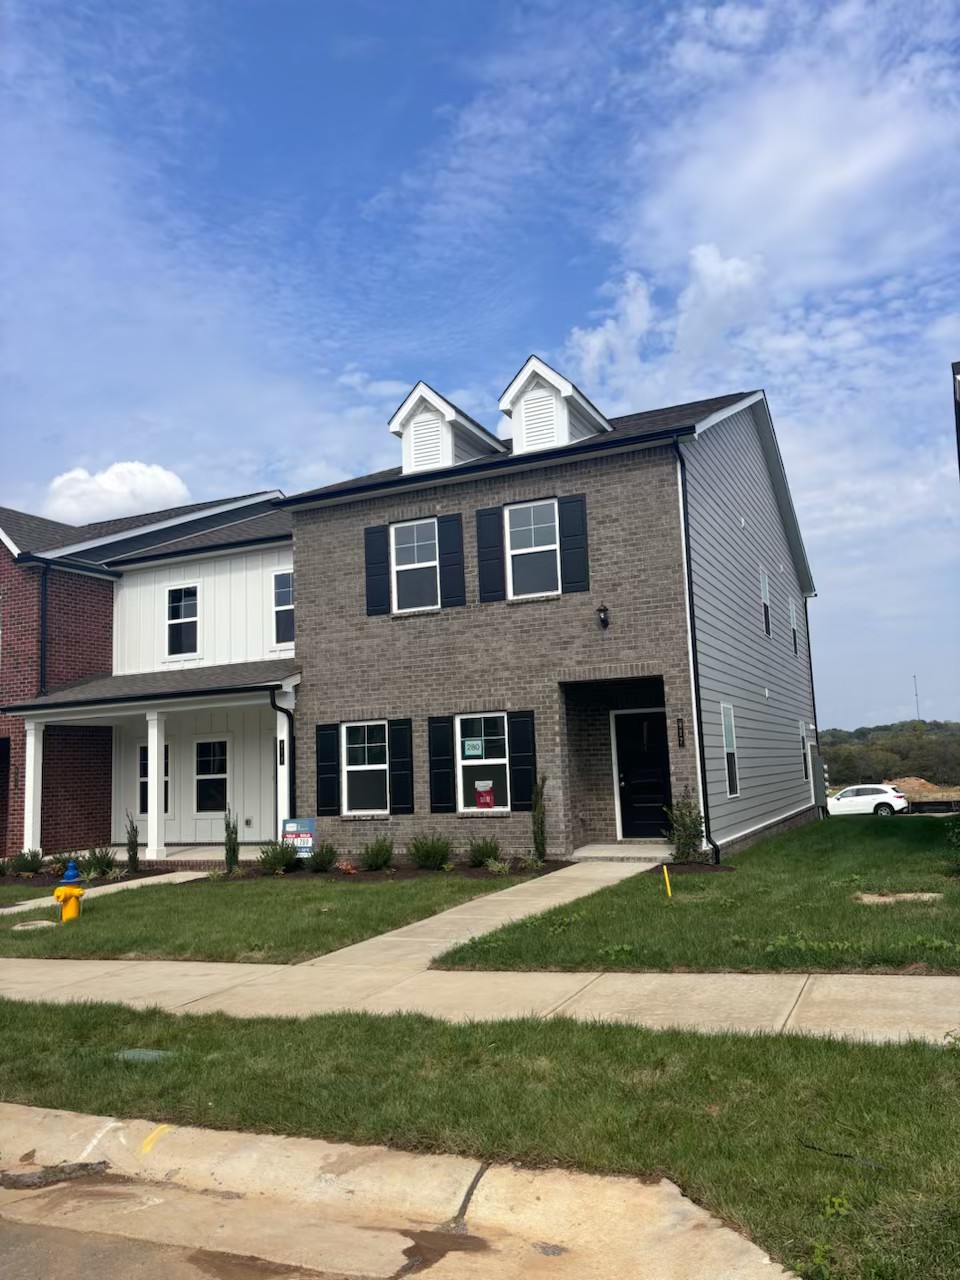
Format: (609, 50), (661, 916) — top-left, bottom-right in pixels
(282, 818), (316, 857)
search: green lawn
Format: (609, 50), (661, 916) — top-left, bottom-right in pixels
(0, 874), (524, 964)
(2, 999), (958, 1280)
(0, 884), (55, 908)
(439, 817), (960, 973)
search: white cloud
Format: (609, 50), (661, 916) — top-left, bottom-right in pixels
(44, 461), (190, 524)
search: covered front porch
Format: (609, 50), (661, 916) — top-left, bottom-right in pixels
(10, 660), (299, 859)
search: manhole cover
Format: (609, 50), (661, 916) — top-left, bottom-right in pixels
(11, 919), (56, 931)
(855, 892), (943, 904)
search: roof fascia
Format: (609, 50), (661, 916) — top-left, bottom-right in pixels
(692, 391), (764, 434)
(107, 534), (292, 571)
(2, 679), (294, 718)
(15, 552), (120, 580)
(280, 422), (697, 512)
(0, 527), (21, 557)
(41, 491), (284, 560)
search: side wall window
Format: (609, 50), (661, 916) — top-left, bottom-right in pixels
(167, 586), (198, 655)
(759, 568), (771, 637)
(789, 599), (799, 656)
(274, 571), (294, 644)
(799, 719), (809, 780)
(721, 704), (739, 797)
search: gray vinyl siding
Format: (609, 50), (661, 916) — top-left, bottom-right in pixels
(682, 406), (816, 846)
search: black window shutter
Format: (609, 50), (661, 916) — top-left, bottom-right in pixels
(437, 514), (466, 608)
(315, 723), (340, 816)
(475, 507), (506, 602)
(388, 718), (414, 815)
(507, 711), (537, 811)
(558, 495), (589, 594)
(428, 716), (456, 813)
(364, 525), (391, 615)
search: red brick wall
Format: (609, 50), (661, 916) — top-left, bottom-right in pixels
(0, 549), (114, 856)
(41, 725), (113, 852)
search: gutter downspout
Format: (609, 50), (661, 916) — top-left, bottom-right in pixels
(673, 438), (721, 864)
(803, 597), (826, 820)
(38, 565), (49, 695)
(269, 688), (296, 819)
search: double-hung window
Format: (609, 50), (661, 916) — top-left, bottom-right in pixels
(505, 499), (560, 599)
(342, 721), (389, 814)
(138, 743), (170, 815)
(456, 713), (510, 811)
(721, 704), (739, 797)
(789, 599), (799, 656)
(391, 519), (439, 612)
(799, 720), (809, 781)
(759, 568), (771, 637)
(168, 586), (198, 656)
(274, 571), (295, 645)
(195, 740), (227, 813)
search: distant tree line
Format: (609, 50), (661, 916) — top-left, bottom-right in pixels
(820, 721), (960, 786)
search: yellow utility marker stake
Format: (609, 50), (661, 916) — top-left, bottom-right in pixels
(662, 865), (672, 898)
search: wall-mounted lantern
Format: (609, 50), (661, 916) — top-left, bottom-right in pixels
(596, 604), (610, 630)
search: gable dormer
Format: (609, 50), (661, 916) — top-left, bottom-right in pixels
(390, 383), (507, 475)
(499, 356), (612, 455)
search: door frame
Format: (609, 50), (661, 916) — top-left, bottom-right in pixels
(609, 706), (667, 841)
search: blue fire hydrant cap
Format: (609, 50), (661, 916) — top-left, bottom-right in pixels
(59, 859), (82, 885)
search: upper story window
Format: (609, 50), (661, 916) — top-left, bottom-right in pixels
(505, 500), (560, 599)
(721, 703), (740, 797)
(789, 599), (799, 656)
(391, 518), (440, 612)
(342, 720), (389, 814)
(167, 586), (198, 656)
(759, 568), (771, 637)
(799, 719), (809, 781)
(274, 571), (294, 645)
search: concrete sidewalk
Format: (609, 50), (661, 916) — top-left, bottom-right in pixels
(0, 871), (207, 917)
(1, 862), (957, 1042)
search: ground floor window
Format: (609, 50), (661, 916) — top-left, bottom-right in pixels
(721, 704), (739, 798)
(800, 719), (809, 780)
(138, 743), (170, 815)
(195, 740), (228, 813)
(342, 721), (389, 814)
(455, 713), (510, 811)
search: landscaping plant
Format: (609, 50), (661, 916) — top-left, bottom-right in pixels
(81, 847), (117, 879)
(46, 852), (71, 880)
(468, 836), (501, 868)
(306, 842), (337, 873)
(9, 850), (43, 878)
(531, 774), (547, 863)
(224, 808), (240, 873)
(663, 786), (707, 863)
(124, 810), (140, 874)
(258, 841), (299, 875)
(407, 832), (452, 871)
(484, 854), (513, 876)
(360, 837), (394, 872)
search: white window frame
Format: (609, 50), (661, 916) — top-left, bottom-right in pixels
(272, 569), (295, 648)
(504, 498), (561, 601)
(193, 736), (229, 817)
(759, 567), (771, 638)
(166, 582), (199, 659)
(799, 719), (810, 782)
(721, 703), (740, 798)
(341, 720), (390, 816)
(137, 741), (172, 818)
(789, 598), (799, 656)
(454, 712), (511, 813)
(390, 518), (440, 615)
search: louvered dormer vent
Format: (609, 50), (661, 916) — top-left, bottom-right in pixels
(519, 384), (559, 452)
(409, 410), (443, 471)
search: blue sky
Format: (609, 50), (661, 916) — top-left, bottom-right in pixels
(1, 0), (958, 728)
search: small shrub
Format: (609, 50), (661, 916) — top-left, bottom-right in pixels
(408, 832), (452, 871)
(46, 852), (72, 880)
(258, 841), (299, 875)
(224, 809), (240, 873)
(335, 861), (358, 875)
(518, 852), (544, 873)
(81, 846), (117, 878)
(125, 810), (140, 873)
(306, 842), (337, 873)
(484, 855), (513, 876)
(360, 837), (394, 872)
(663, 786), (708, 863)
(10, 850), (43, 877)
(531, 774), (547, 863)
(468, 836), (501, 868)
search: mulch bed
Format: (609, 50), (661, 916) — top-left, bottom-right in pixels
(215, 860), (573, 883)
(0, 865), (177, 894)
(666, 862), (736, 875)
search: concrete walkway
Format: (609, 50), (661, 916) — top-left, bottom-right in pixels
(1, 862), (957, 1042)
(0, 872), (208, 917)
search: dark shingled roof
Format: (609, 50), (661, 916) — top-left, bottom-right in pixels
(104, 509), (292, 566)
(0, 507), (79, 553)
(1, 658), (301, 714)
(281, 391), (751, 504)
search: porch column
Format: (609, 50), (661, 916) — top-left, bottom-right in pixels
(275, 703), (293, 836)
(145, 710), (166, 860)
(22, 720), (44, 853)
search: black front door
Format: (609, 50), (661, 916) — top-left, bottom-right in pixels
(614, 711), (672, 838)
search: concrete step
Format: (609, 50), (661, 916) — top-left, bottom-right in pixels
(570, 842), (673, 864)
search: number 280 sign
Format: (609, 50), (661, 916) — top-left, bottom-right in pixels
(463, 739), (483, 758)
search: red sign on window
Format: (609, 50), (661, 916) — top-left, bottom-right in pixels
(474, 780), (495, 809)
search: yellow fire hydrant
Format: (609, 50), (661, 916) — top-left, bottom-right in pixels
(53, 860), (85, 922)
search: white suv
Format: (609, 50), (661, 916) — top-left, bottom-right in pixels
(827, 784), (909, 817)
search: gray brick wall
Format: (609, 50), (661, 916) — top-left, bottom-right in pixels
(292, 446), (699, 861)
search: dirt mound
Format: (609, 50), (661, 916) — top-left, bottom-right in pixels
(889, 776), (938, 793)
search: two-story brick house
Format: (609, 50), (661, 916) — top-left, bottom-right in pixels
(2, 495), (299, 858)
(280, 357), (819, 860)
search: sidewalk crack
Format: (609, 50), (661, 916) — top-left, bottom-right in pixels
(779, 973), (812, 1032)
(540, 972), (605, 1019)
